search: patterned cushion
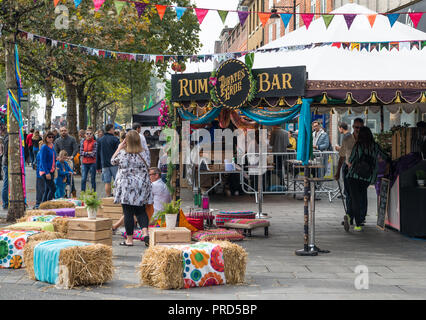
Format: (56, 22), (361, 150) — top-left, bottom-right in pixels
(224, 219), (270, 229)
(215, 211), (256, 226)
(121, 229), (147, 240)
(186, 217), (204, 231)
(0, 230), (40, 269)
(192, 229), (244, 242)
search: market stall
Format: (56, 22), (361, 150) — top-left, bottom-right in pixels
(169, 3), (426, 254)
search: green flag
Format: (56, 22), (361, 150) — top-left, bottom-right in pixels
(148, 96), (154, 109)
(217, 10), (228, 24)
(114, 1), (125, 15)
(322, 14), (334, 29)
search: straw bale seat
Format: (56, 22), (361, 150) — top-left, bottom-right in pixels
(24, 239), (113, 289)
(2, 221), (55, 232)
(39, 201), (75, 209)
(139, 241), (247, 289)
(223, 219), (270, 237)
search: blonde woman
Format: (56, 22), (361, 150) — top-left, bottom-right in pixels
(111, 130), (151, 247)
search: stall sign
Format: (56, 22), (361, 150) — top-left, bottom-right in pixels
(171, 63), (306, 102)
(214, 59), (252, 109)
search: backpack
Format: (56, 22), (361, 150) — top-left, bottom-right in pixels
(352, 147), (375, 179)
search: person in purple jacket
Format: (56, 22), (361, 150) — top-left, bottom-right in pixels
(39, 131), (57, 202)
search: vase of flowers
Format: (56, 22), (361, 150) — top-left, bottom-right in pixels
(151, 199), (181, 229)
(79, 190), (102, 220)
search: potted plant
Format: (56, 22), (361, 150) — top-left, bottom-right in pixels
(150, 199), (181, 229)
(416, 170), (426, 187)
(79, 189), (102, 219)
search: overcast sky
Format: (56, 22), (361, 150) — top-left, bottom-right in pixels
(36, 0), (241, 125)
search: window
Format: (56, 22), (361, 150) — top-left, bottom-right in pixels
(295, 5), (300, 29)
(276, 18), (281, 38)
(269, 0), (274, 9)
(268, 23), (274, 43)
(311, 0), (316, 19)
(320, 0), (327, 13)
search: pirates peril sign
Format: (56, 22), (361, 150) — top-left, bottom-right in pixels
(171, 62), (306, 104)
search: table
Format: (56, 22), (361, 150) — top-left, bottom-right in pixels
(295, 166), (332, 257)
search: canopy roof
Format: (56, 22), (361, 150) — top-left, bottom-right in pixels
(132, 101), (161, 126)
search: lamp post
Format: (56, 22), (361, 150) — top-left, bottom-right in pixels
(270, 0), (297, 31)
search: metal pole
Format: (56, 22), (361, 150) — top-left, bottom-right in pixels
(293, 0), (296, 30)
(129, 65), (134, 126)
(309, 179), (317, 253)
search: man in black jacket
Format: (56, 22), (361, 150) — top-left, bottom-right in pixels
(97, 124), (119, 197)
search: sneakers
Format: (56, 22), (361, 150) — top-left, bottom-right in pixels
(353, 226), (363, 232)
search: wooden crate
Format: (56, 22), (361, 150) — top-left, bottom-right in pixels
(67, 217), (112, 246)
(75, 206), (104, 218)
(101, 197), (117, 206)
(149, 227), (191, 247)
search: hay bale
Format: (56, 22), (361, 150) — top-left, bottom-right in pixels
(139, 246), (184, 290)
(2, 221), (55, 232)
(24, 240), (113, 289)
(27, 231), (65, 243)
(51, 217), (75, 234)
(25, 209), (57, 216)
(211, 241), (247, 284)
(139, 241), (247, 289)
(39, 201), (75, 209)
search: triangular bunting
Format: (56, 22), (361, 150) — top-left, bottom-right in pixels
(332, 42), (341, 49)
(367, 14), (377, 28)
(386, 13), (400, 27)
(93, 0), (105, 11)
(322, 14), (334, 29)
(343, 14), (356, 30)
(74, 0), (82, 8)
(360, 43), (369, 51)
(217, 10), (228, 24)
(258, 12), (271, 27)
(194, 8), (208, 24)
(135, 3), (148, 18)
(410, 41), (420, 50)
(175, 7), (186, 20)
(342, 42), (350, 50)
(380, 42), (389, 51)
(114, 1), (125, 15)
(54, 0), (60, 7)
(301, 14), (314, 29)
(369, 43), (379, 52)
(350, 43), (360, 51)
(156, 55), (164, 63)
(280, 13), (292, 29)
(390, 42), (399, 51)
(156, 5), (167, 20)
(409, 12), (423, 28)
(421, 40), (426, 50)
(238, 11), (250, 26)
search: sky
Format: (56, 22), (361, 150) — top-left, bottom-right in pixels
(35, 0), (241, 126)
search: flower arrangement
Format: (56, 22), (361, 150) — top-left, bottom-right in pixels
(150, 199), (181, 225)
(158, 99), (170, 128)
(79, 189), (101, 211)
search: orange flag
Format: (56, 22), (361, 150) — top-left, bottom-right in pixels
(367, 14), (377, 28)
(54, 0), (60, 7)
(258, 12), (271, 27)
(156, 4), (167, 20)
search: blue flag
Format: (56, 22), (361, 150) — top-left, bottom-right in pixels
(280, 13), (292, 29)
(175, 7), (187, 20)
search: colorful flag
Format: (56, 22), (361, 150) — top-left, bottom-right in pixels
(367, 14), (377, 28)
(135, 3), (148, 18)
(322, 14), (334, 29)
(238, 11), (249, 26)
(54, 0), (60, 7)
(156, 5), (167, 20)
(301, 14), (314, 29)
(93, 0), (105, 12)
(343, 14), (356, 30)
(258, 12), (271, 27)
(217, 10), (228, 24)
(195, 8), (208, 24)
(114, 1), (125, 15)
(175, 7), (186, 20)
(350, 43), (360, 51)
(390, 42), (399, 51)
(74, 0), (82, 8)
(280, 13), (292, 29)
(386, 13), (400, 27)
(409, 12), (423, 28)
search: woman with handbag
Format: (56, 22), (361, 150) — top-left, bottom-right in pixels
(346, 126), (390, 232)
(111, 130), (152, 247)
(39, 131), (57, 202)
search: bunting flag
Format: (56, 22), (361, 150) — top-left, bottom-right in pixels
(409, 12), (424, 28)
(350, 43), (360, 51)
(156, 4), (167, 20)
(194, 8), (208, 24)
(258, 12), (271, 27)
(217, 10), (228, 24)
(54, 0), (60, 7)
(332, 42), (341, 48)
(422, 40), (426, 50)
(238, 11), (249, 26)
(280, 13), (292, 29)
(360, 43), (369, 51)
(175, 6), (186, 20)
(410, 41), (420, 50)
(380, 42), (389, 51)
(114, 0), (125, 15)
(386, 13), (400, 27)
(390, 42), (399, 51)
(135, 2), (148, 17)
(301, 13), (314, 29)
(93, 0), (105, 12)
(322, 14), (334, 29)
(344, 14), (357, 29)
(367, 14), (377, 28)
(74, 0), (82, 8)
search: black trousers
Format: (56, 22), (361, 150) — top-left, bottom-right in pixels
(41, 175), (56, 202)
(347, 178), (370, 227)
(121, 203), (148, 237)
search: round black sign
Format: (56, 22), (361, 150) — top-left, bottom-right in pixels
(214, 59), (252, 109)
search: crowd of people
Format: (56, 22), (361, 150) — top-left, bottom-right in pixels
(0, 122), (171, 246)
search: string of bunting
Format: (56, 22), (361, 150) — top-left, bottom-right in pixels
(17, 30), (426, 65)
(51, 0), (426, 30)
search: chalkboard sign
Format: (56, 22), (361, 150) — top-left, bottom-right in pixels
(377, 178), (390, 230)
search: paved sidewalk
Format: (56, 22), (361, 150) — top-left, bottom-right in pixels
(1, 166), (426, 300)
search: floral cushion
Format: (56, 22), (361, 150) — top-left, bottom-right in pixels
(215, 211), (256, 226)
(191, 229), (244, 242)
(0, 230), (40, 269)
(224, 219), (270, 229)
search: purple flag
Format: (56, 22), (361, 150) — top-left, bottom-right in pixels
(135, 2), (148, 18)
(343, 14), (357, 30)
(238, 11), (249, 26)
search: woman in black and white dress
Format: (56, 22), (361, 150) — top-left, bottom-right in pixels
(111, 130), (152, 246)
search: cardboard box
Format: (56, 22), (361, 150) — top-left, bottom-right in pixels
(149, 227), (191, 246)
(68, 218), (112, 232)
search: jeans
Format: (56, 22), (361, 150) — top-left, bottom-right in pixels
(2, 166), (8, 209)
(42, 174), (56, 202)
(35, 176), (46, 208)
(122, 204), (148, 237)
(81, 163), (96, 192)
(347, 178), (370, 227)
